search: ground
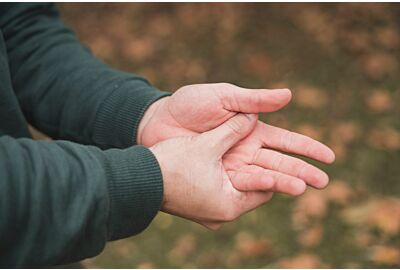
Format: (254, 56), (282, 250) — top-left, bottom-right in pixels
(59, 3), (400, 268)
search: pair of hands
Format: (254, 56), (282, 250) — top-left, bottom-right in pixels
(138, 83), (335, 229)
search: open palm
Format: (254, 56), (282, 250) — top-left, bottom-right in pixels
(139, 83), (335, 195)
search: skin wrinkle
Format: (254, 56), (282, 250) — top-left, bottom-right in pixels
(271, 151), (284, 172)
(283, 129), (294, 153)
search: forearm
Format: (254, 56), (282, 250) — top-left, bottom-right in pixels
(0, 136), (163, 267)
(0, 3), (169, 148)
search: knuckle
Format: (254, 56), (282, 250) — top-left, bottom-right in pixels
(262, 173), (275, 190)
(271, 152), (284, 171)
(282, 130), (294, 152)
(296, 161), (308, 179)
(271, 173), (283, 192)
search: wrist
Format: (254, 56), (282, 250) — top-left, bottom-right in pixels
(137, 96), (170, 145)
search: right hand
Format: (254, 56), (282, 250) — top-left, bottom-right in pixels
(149, 113), (274, 229)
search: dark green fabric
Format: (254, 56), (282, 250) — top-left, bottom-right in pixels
(0, 3), (169, 267)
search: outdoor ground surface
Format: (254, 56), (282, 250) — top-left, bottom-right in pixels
(59, 3), (400, 268)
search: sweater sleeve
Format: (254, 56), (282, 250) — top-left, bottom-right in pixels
(0, 3), (170, 149)
(0, 135), (163, 267)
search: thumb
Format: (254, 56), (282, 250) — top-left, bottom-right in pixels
(199, 113), (257, 155)
(217, 84), (292, 113)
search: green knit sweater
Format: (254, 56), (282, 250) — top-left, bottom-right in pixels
(0, 3), (170, 267)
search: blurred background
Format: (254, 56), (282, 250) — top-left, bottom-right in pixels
(58, 3), (399, 268)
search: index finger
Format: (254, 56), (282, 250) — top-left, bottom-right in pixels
(259, 123), (336, 164)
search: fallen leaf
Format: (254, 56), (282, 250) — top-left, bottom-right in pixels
(292, 189), (328, 228)
(137, 262), (156, 269)
(370, 245), (400, 266)
(367, 128), (400, 150)
(355, 229), (375, 247)
(362, 52), (398, 80)
(342, 30), (371, 53)
(325, 180), (353, 205)
(375, 27), (400, 50)
(366, 89), (393, 113)
(342, 198), (400, 236)
(167, 233), (197, 263)
(277, 253), (328, 268)
(333, 121), (361, 144)
(294, 86), (328, 109)
(235, 231), (271, 259)
(122, 38), (156, 62)
(297, 223), (323, 248)
(241, 52), (271, 78)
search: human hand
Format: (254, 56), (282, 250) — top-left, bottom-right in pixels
(140, 83), (335, 194)
(138, 83), (292, 146)
(150, 113), (273, 229)
(224, 121), (335, 196)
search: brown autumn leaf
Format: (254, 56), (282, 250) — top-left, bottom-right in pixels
(342, 30), (371, 53)
(294, 86), (328, 109)
(122, 38), (156, 62)
(367, 128), (400, 150)
(375, 27), (400, 50)
(370, 199), (400, 235)
(355, 229), (375, 247)
(342, 198), (400, 236)
(277, 253), (328, 268)
(297, 223), (324, 248)
(235, 231), (271, 259)
(370, 245), (400, 266)
(147, 14), (173, 38)
(137, 262), (156, 269)
(167, 233), (197, 263)
(333, 121), (361, 144)
(366, 89), (393, 113)
(292, 189), (328, 228)
(90, 36), (115, 60)
(294, 7), (337, 49)
(325, 180), (353, 205)
(362, 52), (398, 80)
(240, 52), (271, 78)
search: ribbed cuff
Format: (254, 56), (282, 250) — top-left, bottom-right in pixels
(93, 84), (171, 149)
(103, 145), (163, 240)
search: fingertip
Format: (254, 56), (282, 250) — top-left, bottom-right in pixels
(290, 180), (307, 196)
(324, 148), (336, 164)
(281, 88), (292, 101)
(313, 171), (330, 189)
(269, 88), (292, 102)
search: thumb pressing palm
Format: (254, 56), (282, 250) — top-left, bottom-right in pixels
(150, 113), (275, 229)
